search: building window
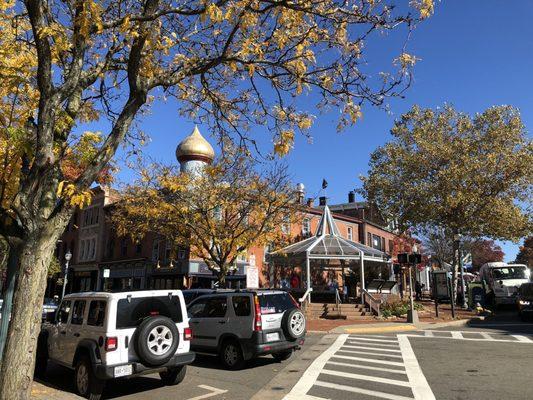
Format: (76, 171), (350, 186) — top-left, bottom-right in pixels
(152, 240), (160, 262)
(120, 238), (128, 257)
(135, 242), (142, 255)
(282, 215), (290, 235)
(347, 227), (353, 241)
(389, 240), (394, 253)
(237, 250), (247, 262)
(107, 239), (115, 259)
(367, 232), (372, 247)
(302, 218), (311, 236)
(263, 244), (273, 263)
(177, 248), (186, 260)
(381, 237), (386, 253)
(164, 241), (172, 263)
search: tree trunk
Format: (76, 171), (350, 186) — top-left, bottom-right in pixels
(0, 232), (58, 400)
(0, 243), (21, 361)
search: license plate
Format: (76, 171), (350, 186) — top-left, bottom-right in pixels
(114, 364), (133, 377)
(266, 332), (280, 342)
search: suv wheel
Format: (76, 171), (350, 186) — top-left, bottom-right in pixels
(220, 340), (244, 370)
(272, 349), (293, 362)
(282, 309), (306, 340)
(75, 356), (104, 400)
(135, 316), (180, 367)
(159, 365), (187, 385)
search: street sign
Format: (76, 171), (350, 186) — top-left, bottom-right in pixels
(103, 269), (110, 278)
(246, 265), (259, 289)
(433, 271), (450, 300)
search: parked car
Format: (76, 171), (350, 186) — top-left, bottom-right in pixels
(182, 289), (216, 305)
(42, 297), (59, 321)
(479, 262), (530, 306)
(187, 289), (306, 369)
(37, 290), (194, 400)
(517, 283), (533, 320)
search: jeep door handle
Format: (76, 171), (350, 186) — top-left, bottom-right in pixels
(73, 333), (80, 337)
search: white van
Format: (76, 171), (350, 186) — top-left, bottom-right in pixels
(479, 262), (530, 305)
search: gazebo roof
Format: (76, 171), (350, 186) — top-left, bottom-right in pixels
(270, 206), (388, 262)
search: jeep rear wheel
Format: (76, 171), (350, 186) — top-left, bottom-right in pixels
(159, 365), (187, 385)
(75, 356), (104, 400)
(135, 316), (179, 367)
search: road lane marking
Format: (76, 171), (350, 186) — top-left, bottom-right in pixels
(283, 334), (349, 399)
(314, 380), (414, 400)
(326, 360), (407, 374)
(337, 349), (403, 358)
(424, 331), (434, 337)
(511, 335), (533, 342)
(187, 385), (228, 400)
(398, 335), (436, 400)
(321, 369), (411, 387)
(342, 344), (402, 353)
(451, 331), (463, 339)
(331, 354), (405, 366)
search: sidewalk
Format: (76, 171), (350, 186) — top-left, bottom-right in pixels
(31, 381), (80, 400)
(307, 301), (477, 333)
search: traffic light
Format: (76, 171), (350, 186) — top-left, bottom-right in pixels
(408, 253), (422, 264)
(397, 253), (408, 264)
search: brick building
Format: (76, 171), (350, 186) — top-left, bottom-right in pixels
(56, 126), (399, 295)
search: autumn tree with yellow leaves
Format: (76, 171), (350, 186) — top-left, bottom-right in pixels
(0, 0), (432, 397)
(113, 156), (297, 284)
(361, 105), (533, 301)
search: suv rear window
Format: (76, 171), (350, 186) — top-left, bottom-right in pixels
(259, 292), (296, 315)
(116, 296), (183, 329)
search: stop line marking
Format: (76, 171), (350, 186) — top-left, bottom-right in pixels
(406, 330), (533, 343)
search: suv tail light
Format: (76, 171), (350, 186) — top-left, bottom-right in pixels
(184, 327), (192, 340)
(253, 295), (262, 331)
(105, 337), (118, 351)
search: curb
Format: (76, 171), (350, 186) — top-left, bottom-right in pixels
(340, 324), (418, 334)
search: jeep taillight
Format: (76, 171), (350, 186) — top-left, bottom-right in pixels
(105, 337), (118, 351)
(184, 327), (192, 340)
(253, 295), (262, 331)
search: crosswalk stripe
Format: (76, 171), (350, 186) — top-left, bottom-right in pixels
(349, 334), (399, 339)
(451, 332), (463, 339)
(331, 354), (406, 366)
(326, 360), (407, 375)
(338, 349), (404, 358)
(424, 331), (434, 337)
(315, 380), (414, 400)
(480, 332), (492, 340)
(347, 337), (399, 343)
(511, 335), (533, 342)
(321, 368), (411, 387)
(342, 344), (402, 353)
(346, 340), (400, 349)
(398, 335), (436, 400)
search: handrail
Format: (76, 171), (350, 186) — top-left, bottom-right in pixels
(335, 288), (341, 317)
(298, 288), (313, 303)
(362, 288), (382, 317)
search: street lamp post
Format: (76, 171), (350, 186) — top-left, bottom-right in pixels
(61, 250), (72, 299)
(407, 244), (420, 324)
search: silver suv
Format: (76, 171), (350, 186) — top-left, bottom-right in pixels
(187, 290), (306, 369)
(37, 290), (194, 399)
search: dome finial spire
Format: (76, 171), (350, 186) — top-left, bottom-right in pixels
(176, 125), (215, 168)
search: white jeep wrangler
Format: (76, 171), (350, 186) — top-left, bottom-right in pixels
(36, 290), (194, 399)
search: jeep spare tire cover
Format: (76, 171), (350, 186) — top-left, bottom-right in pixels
(134, 316), (179, 367)
(282, 308), (306, 340)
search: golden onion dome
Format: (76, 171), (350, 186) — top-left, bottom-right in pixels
(175, 125), (215, 163)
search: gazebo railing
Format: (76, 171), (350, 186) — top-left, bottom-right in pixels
(362, 288), (382, 317)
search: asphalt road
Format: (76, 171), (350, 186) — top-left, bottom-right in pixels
(36, 310), (533, 400)
(37, 333), (323, 400)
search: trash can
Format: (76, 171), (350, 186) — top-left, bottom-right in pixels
(469, 282), (485, 309)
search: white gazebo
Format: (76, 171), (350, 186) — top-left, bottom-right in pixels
(269, 205), (390, 306)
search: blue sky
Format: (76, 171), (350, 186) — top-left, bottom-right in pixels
(110, 1), (532, 261)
